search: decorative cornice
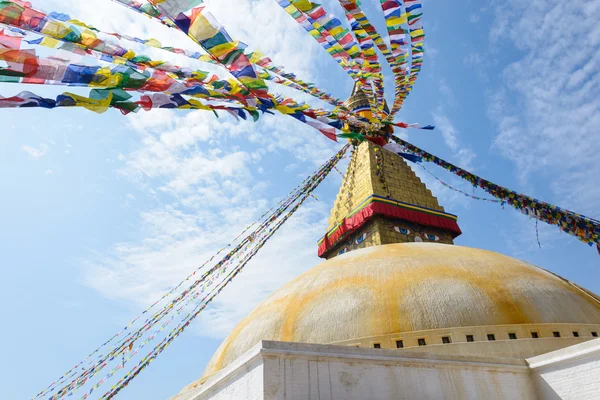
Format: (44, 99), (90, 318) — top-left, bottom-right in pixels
(318, 194), (461, 257)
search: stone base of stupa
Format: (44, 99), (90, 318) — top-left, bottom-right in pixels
(171, 339), (600, 400)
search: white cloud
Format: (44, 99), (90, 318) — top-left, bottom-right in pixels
(432, 78), (476, 171)
(83, 199), (330, 339)
(488, 0), (600, 217)
(500, 209), (568, 259)
(433, 113), (459, 151)
(194, 201), (330, 338)
(423, 103), (478, 210)
(83, 117), (336, 336)
(463, 52), (495, 82)
(425, 44), (439, 62)
(463, 52), (484, 67)
(43, 169), (53, 175)
(438, 79), (455, 106)
(469, 14), (480, 23)
(21, 144), (48, 159)
(431, 110), (477, 171)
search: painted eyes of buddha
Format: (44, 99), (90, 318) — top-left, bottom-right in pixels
(424, 234), (441, 241)
(392, 226), (412, 235)
(338, 231), (371, 255)
(355, 232), (369, 245)
(338, 247), (349, 256)
(390, 226), (441, 242)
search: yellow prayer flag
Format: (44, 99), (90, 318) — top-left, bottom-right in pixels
(89, 67), (122, 88)
(122, 49), (136, 60)
(198, 54), (215, 63)
(41, 21), (72, 39)
(387, 15), (407, 26)
(80, 30), (99, 47)
(112, 57), (127, 65)
(290, 0), (313, 12)
(67, 19), (93, 29)
(40, 37), (61, 48)
(66, 92), (113, 114)
(209, 42), (237, 58)
(188, 13), (219, 42)
(274, 104), (297, 114)
(187, 99), (213, 111)
(248, 50), (265, 64)
(145, 38), (162, 48)
(329, 27), (344, 37)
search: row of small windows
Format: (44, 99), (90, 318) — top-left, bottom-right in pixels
(371, 330), (598, 348)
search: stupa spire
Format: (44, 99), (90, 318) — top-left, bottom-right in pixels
(318, 85), (461, 259)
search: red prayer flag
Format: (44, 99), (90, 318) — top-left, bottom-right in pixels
(0, 29), (22, 50)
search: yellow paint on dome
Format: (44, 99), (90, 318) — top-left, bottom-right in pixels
(199, 243), (600, 382)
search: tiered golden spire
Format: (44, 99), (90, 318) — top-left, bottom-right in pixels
(318, 85), (461, 259)
(343, 84), (371, 112)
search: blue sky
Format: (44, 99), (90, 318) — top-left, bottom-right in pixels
(2, 0), (599, 398)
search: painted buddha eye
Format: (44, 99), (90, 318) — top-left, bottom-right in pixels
(425, 234), (440, 241)
(355, 232), (369, 245)
(338, 247), (349, 255)
(393, 226), (411, 235)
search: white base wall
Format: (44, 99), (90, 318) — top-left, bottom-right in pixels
(173, 341), (535, 400)
(528, 338), (600, 400)
(261, 344), (535, 400)
(173, 339), (600, 400)
(177, 344), (264, 400)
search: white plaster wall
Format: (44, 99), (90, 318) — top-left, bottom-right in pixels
(177, 341), (537, 400)
(528, 338), (600, 400)
(198, 364), (263, 400)
(171, 349), (264, 400)
(262, 344), (536, 400)
(175, 339), (600, 400)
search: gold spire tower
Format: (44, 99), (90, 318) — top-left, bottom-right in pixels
(318, 86), (461, 259)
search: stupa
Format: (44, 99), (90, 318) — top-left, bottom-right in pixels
(172, 86), (600, 400)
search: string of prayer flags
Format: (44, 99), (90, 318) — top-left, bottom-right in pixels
(0, 83), (380, 142)
(1, 23), (375, 133)
(275, 0), (360, 80)
(0, 3), (220, 85)
(391, 121), (435, 130)
(155, 4), (270, 99)
(1, 0), (370, 123)
(342, 8), (385, 116)
(0, 89), (252, 117)
(109, 0), (173, 26)
(4, 0), (337, 108)
(101, 3), (343, 106)
(36, 145), (349, 400)
(378, 0), (410, 115)
(390, 135), (600, 246)
(339, 0), (408, 117)
(148, 0), (205, 17)
(248, 50), (344, 106)
(414, 163), (502, 203)
(405, 0), (425, 107)
(110, 0), (270, 103)
(100, 145), (349, 400)
(0, 45), (240, 104)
